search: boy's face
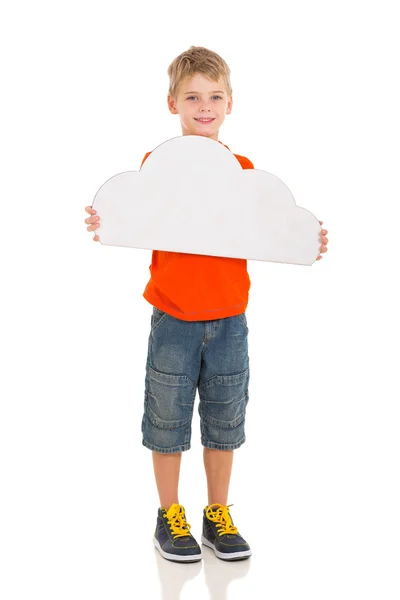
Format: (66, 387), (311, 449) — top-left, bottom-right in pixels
(167, 73), (232, 141)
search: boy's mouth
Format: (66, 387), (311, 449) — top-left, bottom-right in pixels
(194, 118), (215, 124)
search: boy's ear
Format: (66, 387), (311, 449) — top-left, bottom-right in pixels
(167, 95), (179, 114)
(226, 95), (233, 115)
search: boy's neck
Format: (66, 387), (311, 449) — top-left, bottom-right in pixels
(181, 130), (219, 142)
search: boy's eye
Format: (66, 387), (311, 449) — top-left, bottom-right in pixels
(186, 95), (222, 101)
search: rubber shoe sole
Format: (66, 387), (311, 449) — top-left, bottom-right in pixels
(201, 535), (252, 561)
(153, 536), (203, 562)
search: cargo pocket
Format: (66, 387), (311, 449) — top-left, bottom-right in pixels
(142, 365), (196, 450)
(199, 369), (249, 446)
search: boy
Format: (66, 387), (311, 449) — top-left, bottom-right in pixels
(85, 46), (329, 563)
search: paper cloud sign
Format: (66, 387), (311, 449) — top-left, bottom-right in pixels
(92, 135), (321, 265)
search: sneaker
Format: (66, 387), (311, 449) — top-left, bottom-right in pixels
(153, 503), (203, 562)
(202, 503), (252, 561)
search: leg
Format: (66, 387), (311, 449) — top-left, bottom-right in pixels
(199, 314), (252, 560)
(203, 448), (233, 505)
(142, 309), (204, 562)
(142, 308), (203, 505)
(202, 445), (252, 561)
(152, 450), (182, 508)
(153, 449), (203, 562)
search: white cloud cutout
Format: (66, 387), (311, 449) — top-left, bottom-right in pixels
(92, 135), (321, 265)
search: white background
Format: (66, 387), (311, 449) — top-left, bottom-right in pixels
(1, 1), (399, 599)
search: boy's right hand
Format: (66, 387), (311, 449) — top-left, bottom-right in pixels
(85, 206), (100, 242)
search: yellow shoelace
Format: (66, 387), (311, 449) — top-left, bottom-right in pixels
(205, 503), (239, 536)
(162, 503), (192, 539)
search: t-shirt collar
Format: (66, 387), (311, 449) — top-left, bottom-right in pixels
(218, 140), (230, 151)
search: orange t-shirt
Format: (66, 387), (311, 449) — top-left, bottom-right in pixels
(140, 141), (254, 322)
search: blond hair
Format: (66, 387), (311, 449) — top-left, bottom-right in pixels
(167, 46), (232, 98)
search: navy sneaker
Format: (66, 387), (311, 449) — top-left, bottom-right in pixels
(153, 503), (203, 562)
(202, 503), (252, 561)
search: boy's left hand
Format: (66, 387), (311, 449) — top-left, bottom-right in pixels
(317, 221), (329, 261)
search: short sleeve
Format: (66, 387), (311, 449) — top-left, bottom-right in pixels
(140, 151), (151, 168)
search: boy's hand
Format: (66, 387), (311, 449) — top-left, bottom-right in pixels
(85, 206), (100, 242)
(316, 220), (328, 260)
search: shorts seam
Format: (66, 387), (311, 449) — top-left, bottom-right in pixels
(199, 367), (249, 389)
(201, 438), (246, 450)
(148, 363), (197, 388)
(145, 400), (191, 431)
(142, 439), (191, 453)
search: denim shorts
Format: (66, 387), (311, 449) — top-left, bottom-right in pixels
(141, 307), (250, 453)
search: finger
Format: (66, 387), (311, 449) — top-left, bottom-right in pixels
(320, 246), (328, 253)
(321, 229), (328, 235)
(85, 216), (100, 224)
(85, 206), (96, 214)
(316, 255), (322, 260)
(93, 235), (99, 241)
(87, 223), (100, 232)
(319, 221), (323, 225)
(320, 236), (328, 244)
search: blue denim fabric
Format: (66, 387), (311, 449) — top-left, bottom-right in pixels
(142, 307), (250, 453)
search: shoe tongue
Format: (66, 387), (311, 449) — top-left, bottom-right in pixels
(208, 503), (224, 512)
(166, 503), (184, 519)
(164, 504), (190, 539)
(208, 504), (237, 535)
